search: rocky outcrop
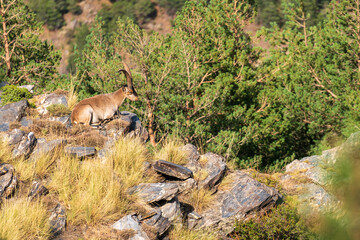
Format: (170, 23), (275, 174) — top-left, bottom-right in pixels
(0, 163), (17, 198)
(36, 92), (68, 115)
(0, 100), (29, 132)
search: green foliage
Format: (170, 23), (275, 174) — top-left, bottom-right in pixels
(155, 0), (186, 15)
(231, 204), (316, 239)
(67, 23), (90, 74)
(46, 104), (71, 117)
(0, 0), (61, 89)
(1, 85), (32, 106)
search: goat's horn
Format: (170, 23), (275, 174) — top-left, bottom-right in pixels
(118, 62), (134, 89)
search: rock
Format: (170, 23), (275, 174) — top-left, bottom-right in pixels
(19, 85), (34, 93)
(153, 160), (193, 180)
(180, 144), (200, 171)
(31, 139), (67, 159)
(173, 178), (196, 193)
(0, 163), (17, 198)
(160, 196), (182, 221)
(198, 152), (227, 189)
(112, 214), (150, 240)
(37, 93), (68, 115)
(6, 128), (26, 146)
(0, 123), (9, 132)
(187, 210), (202, 229)
(12, 132), (37, 159)
(49, 115), (72, 128)
(129, 182), (179, 203)
(0, 100), (29, 126)
(20, 117), (33, 127)
(141, 208), (171, 238)
(49, 203), (66, 236)
(119, 111), (149, 142)
(28, 181), (49, 200)
(65, 146), (96, 158)
(197, 170), (281, 235)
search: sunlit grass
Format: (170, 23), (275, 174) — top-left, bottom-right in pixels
(0, 199), (51, 240)
(154, 136), (188, 165)
(168, 224), (218, 240)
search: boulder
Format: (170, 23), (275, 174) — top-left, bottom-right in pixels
(119, 111), (149, 142)
(197, 152), (227, 189)
(129, 182), (179, 203)
(12, 132), (37, 159)
(65, 146), (96, 158)
(197, 170), (281, 235)
(180, 144), (200, 172)
(6, 128), (26, 146)
(141, 207), (171, 238)
(37, 93), (68, 115)
(112, 214), (150, 240)
(0, 163), (17, 198)
(0, 100), (29, 131)
(153, 160), (193, 180)
(49, 203), (66, 236)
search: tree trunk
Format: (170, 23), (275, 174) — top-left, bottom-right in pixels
(0, 2), (11, 77)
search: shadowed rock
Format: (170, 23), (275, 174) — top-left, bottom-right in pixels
(129, 182), (179, 203)
(180, 144), (200, 172)
(153, 160), (193, 180)
(0, 163), (17, 198)
(160, 196), (182, 221)
(141, 207), (171, 238)
(65, 146), (96, 158)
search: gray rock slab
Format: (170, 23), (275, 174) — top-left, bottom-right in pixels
(0, 123), (9, 132)
(129, 182), (179, 203)
(153, 160), (193, 180)
(65, 146), (96, 158)
(112, 215), (150, 240)
(142, 208), (171, 238)
(0, 163), (17, 198)
(7, 128), (26, 146)
(37, 93), (68, 115)
(197, 170), (281, 235)
(20, 117), (33, 127)
(180, 144), (200, 171)
(0, 99), (29, 123)
(187, 210), (202, 229)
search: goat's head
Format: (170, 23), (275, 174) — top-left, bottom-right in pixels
(119, 62), (139, 101)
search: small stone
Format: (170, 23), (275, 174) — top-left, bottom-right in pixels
(49, 204), (66, 236)
(28, 181), (49, 199)
(0, 163), (17, 198)
(153, 160), (193, 180)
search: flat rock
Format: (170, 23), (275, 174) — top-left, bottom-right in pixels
(112, 214), (149, 240)
(0, 163), (17, 198)
(65, 146), (96, 158)
(174, 178), (196, 193)
(197, 170), (281, 235)
(6, 128), (26, 146)
(0, 99), (29, 124)
(129, 182), (179, 203)
(12, 132), (37, 159)
(49, 204), (66, 236)
(153, 160), (193, 180)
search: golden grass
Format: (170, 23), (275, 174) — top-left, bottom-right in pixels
(179, 187), (215, 214)
(154, 137), (188, 165)
(168, 224), (218, 240)
(0, 199), (51, 240)
(46, 104), (71, 117)
(66, 81), (78, 111)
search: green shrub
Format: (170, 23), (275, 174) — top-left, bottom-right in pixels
(231, 204), (317, 240)
(1, 85), (32, 106)
(46, 104), (71, 116)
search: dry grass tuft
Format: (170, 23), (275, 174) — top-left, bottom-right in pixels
(67, 82), (78, 111)
(52, 89), (68, 95)
(0, 199), (51, 240)
(68, 130), (108, 148)
(180, 187), (215, 214)
(9, 121), (22, 131)
(168, 224), (218, 240)
(26, 119), (67, 138)
(46, 104), (71, 117)
(154, 137), (188, 165)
